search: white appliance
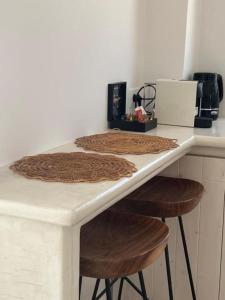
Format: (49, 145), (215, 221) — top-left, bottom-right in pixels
(155, 79), (198, 127)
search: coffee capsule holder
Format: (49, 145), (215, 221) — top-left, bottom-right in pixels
(108, 82), (157, 132)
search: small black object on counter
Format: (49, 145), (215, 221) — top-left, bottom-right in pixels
(194, 117), (212, 128)
(108, 119), (157, 132)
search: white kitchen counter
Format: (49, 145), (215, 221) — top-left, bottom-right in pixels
(1, 119), (225, 227)
(1, 118), (225, 300)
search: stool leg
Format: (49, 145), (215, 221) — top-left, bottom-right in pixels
(138, 271), (148, 300)
(105, 279), (112, 300)
(118, 278), (124, 300)
(92, 279), (101, 300)
(178, 216), (196, 300)
(79, 276), (82, 300)
(162, 218), (174, 300)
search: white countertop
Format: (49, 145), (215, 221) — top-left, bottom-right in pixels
(1, 119), (225, 227)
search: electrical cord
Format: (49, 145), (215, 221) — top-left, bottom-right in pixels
(133, 83), (156, 113)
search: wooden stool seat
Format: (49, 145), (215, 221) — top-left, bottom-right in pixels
(110, 176), (204, 300)
(80, 210), (169, 279)
(113, 176), (204, 218)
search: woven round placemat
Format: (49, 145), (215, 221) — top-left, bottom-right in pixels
(10, 152), (137, 183)
(75, 132), (178, 155)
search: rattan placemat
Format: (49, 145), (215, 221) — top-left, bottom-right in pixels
(75, 132), (178, 155)
(10, 152), (137, 183)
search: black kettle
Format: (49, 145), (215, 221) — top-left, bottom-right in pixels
(193, 72), (223, 120)
(193, 73), (223, 128)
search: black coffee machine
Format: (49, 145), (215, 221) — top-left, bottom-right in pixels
(193, 72), (223, 128)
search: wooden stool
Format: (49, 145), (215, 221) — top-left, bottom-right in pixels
(80, 210), (169, 300)
(111, 176), (204, 300)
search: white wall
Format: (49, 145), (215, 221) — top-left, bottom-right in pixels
(2, 0), (225, 167)
(140, 0), (225, 116)
(182, 0), (202, 79)
(140, 0), (189, 83)
(198, 0), (225, 116)
(0, 0), (144, 166)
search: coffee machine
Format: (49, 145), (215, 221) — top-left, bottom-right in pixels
(193, 72), (223, 128)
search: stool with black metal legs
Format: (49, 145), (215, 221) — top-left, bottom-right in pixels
(111, 176), (204, 300)
(79, 210), (169, 300)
